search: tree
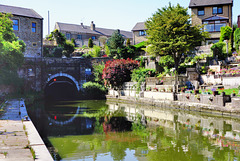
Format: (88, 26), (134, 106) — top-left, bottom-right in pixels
(220, 26), (232, 42)
(102, 58), (139, 95)
(48, 29), (74, 58)
(234, 28), (240, 52)
(48, 29), (66, 47)
(0, 13), (25, 86)
(210, 42), (226, 60)
(63, 40), (75, 57)
(107, 30), (125, 58)
(145, 3), (208, 93)
(99, 36), (108, 46)
(126, 38), (131, 46)
(88, 38), (93, 48)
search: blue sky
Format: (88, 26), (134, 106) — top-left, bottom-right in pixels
(0, 0), (239, 37)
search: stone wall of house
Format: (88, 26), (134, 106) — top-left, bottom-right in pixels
(133, 31), (147, 45)
(191, 5), (232, 27)
(12, 16), (43, 57)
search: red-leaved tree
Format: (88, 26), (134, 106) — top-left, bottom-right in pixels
(102, 58), (139, 93)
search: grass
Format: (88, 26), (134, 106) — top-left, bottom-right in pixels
(24, 144), (36, 160)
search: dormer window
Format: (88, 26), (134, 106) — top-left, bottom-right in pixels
(213, 6), (223, 14)
(198, 7), (204, 16)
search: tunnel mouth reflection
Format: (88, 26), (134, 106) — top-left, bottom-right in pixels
(44, 76), (78, 101)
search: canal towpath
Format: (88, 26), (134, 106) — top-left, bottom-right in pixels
(0, 99), (53, 161)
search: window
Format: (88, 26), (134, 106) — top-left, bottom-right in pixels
(32, 43), (37, 47)
(139, 30), (146, 36)
(66, 33), (71, 40)
(13, 19), (19, 31)
(92, 36), (96, 40)
(213, 6), (223, 14)
(32, 22), (36, 32)
(203, 20), (227, 32)
(198, 7), (204, 16)
(77, 35), (82, 40)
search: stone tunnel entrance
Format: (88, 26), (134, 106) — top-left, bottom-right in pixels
(44, 73), (80, 101)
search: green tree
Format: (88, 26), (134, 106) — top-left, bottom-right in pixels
(0, 13), (25, 86)
(63, 40), (75, 57)
(126, 38), (131, 46)
(234, 28), (240, 52)
(92, 62), (105, 84)
(91, 45), (101, 57)
(88, 38), (93, 48)
(145, 3), (208, 93)
(220, 26), (232, 42)
(107, 30), (125, 58)
(48, 29), (66, 47)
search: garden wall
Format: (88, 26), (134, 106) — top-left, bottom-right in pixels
(223, 77), (240, 87)
(232, 97), (240, 108)
(177, 93), (230, 107)
(144, 92), (174, 101)
(201, 75), (221, 85)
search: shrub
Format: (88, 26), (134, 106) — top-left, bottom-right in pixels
(82, 82), (107, 99)
(88, 38), (93, 48)
(63, 40), (75, 57)
(82, 52), (92, 58)
(102, 58), (139, 90)
(131, 68), (156, 92)
(52, 47), (63, 58)
(210, 42), (226, 60)
(91, 45), (101, 57)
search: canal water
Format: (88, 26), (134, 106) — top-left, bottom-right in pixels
(28, 100), (240, 161)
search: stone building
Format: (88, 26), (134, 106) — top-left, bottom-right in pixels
(189, 0), (233, 45)
(0, 4), (43, 57)
(55, 21), (133, 47)
(132, 22), (147, 45)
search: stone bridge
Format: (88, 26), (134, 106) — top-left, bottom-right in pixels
(19, 57), (110, 98)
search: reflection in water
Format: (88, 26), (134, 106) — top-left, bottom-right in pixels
(27, 100), (240, 161)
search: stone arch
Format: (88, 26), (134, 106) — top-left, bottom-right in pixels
(46, 72), (80, 91)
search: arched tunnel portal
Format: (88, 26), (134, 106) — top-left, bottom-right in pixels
(44, 73), (80, 100)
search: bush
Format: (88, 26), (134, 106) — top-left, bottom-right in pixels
(211, 42), (226, 60)
(91, 45), (101, 57)
(63, 40), (75, 57)
(82, 82), (107, 99)
(131, 68), (156, 92)
(88, 38), (93, 48)
(102, 58), (139, 90)
(52, 47), (63, 58)
(82, 52), (92, 58)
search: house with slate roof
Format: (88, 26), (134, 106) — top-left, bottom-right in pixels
(55, 21), (133, 47)
(0, 4), (43, 57)
(189, 0), (233, 45)
(132, 22), (147, 45)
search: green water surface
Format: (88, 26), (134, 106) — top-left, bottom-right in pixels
(28, 100), (240, 161)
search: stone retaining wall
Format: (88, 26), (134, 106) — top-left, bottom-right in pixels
(177, 93), (230, 107)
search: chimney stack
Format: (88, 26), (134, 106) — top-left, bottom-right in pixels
(90, 21), (95, 30)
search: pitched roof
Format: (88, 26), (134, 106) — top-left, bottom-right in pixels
(0, 4), (43, 19)
(132, 22), (147, 31)
(203, 15), (229, 21)
(56, 22), (133, 39)
(189, 0), (233, 8)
